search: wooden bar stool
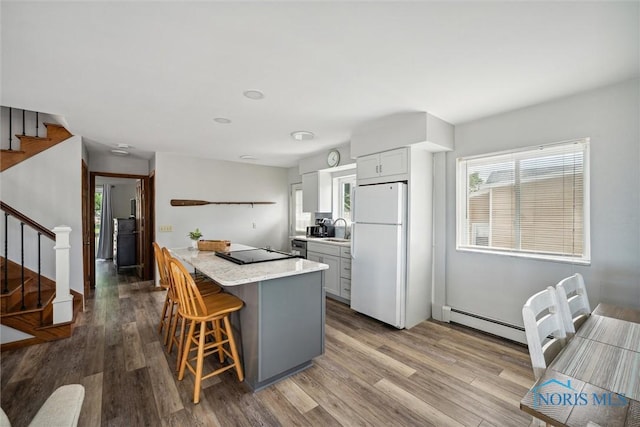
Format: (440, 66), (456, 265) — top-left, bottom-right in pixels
(168, 257), (244, 404)
(153, 243), (221, 347)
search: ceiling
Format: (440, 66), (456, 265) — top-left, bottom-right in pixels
(2, 1), (638, 168)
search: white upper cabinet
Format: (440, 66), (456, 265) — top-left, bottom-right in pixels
(302, 171), (331, 212)
(357, 147), (408, 185)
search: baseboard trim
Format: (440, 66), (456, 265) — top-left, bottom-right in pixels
(447, 307), (527, 344)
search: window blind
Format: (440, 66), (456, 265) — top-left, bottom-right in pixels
(457, 139), (589, 262)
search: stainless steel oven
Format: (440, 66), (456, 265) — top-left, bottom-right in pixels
(291, 239), (307, 259)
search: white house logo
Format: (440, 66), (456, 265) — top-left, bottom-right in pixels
(532, 379), (627, 408)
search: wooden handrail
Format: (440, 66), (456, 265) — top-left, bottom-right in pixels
(0, 201), (55, 240)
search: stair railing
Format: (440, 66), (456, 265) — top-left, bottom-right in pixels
(3, 106), (44, 151)
(1, 201), (55, 311)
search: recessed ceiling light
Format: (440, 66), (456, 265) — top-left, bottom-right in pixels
(290, 131), (315, 141)
(239, 155), (258, 160)
(243, 90), (265, 100)
(117, 143), (132, 149)
(110, 149), (129, 156)
(213, 117), (231, 124)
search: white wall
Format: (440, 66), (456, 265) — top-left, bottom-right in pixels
(0, 136), (84, 294)
(298, 143), (353, 175)
(154, 153), (290, 254)
(434, 79), (640, 331)
(89, 151), (150, 175)
(288, 166), (301, 185)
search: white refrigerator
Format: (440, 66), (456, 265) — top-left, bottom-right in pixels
(350, 182), (407, 328)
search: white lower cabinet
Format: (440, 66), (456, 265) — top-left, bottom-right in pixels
(308, 241), (350, 301)
(308, 252), (340, 296)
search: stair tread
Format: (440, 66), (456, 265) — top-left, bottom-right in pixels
(15, 135), (52, 142)
(1, 277), (35, 295)
(0, 149), (26, 154)
(1, 289), (55, 314)
(1, 122), (72, 171)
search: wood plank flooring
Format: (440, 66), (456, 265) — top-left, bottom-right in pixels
(1, 260), (536, 426)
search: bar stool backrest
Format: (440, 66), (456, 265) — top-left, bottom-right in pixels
(168, 257), (207, 320)
(153, 242), (170, 289)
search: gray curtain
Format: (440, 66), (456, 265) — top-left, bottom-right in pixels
(96, 185), (114, 259)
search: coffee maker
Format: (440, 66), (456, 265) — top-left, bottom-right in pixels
(305, 218), (334, 237)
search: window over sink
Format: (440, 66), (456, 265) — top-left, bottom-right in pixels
(333, 174), (356, 224)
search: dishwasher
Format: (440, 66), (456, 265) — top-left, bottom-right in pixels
(290, 239), (307, 259)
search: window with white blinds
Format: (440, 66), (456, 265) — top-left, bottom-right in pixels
(456, 139), (590, 263)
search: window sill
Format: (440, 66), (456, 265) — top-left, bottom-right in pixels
(456, 246), (591, 265)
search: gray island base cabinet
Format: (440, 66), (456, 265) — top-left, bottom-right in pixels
(225, 271), (325, 390)
(170, 245), (327, 391)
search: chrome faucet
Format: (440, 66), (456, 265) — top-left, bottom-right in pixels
(333, 218), (349, 238)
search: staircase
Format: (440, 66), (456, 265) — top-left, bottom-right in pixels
(1, 108), (81, 351)
(1, 122), (72, 172)
(0, 257), (81, 351)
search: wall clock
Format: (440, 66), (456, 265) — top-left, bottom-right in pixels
(327, 149), (340, 167)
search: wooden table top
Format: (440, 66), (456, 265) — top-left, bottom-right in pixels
(520, 303), (640, 426)
(593, 303), (640, 324)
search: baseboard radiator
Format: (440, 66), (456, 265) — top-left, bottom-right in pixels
(442, 306), (527, 345)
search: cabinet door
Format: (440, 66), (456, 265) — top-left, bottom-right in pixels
(356, 154), (380, 180)
(307, 252), (322, 264)
(302, 172), (332, 213)
(302, 172), (319, 213)
(322, 254), (341, 296)
(379, 148), (408, 177)
(308, 252), (340, 296)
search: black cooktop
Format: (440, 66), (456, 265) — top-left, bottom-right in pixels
(215, 248), (299, 265)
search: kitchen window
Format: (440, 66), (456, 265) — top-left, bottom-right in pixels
(334, 174), (356, 223)
(290, 183), (312, 234)
(456, 138), (590, 264)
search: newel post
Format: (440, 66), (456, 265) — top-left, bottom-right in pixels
(52, 225), (73, 323)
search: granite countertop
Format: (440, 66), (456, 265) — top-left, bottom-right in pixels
(290, 235), (351, 247)
(170, 244), (328, 287)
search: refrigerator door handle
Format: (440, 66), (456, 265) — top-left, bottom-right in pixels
(351, 187), (356, 222)
(350, 224), (355, 259)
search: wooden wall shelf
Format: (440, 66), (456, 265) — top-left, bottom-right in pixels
(170, 199), (275, 207)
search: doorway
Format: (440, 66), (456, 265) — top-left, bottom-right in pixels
(88, 172), (153, 288)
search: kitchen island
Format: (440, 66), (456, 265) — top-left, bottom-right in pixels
(170, 244), (328, 391)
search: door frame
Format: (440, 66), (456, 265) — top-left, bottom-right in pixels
(88, 171), (153, 287)
(82, 161), (90, 296)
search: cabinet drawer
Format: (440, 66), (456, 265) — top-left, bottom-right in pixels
(340, 278), (351, 299)
(340, 258), (351, 279)
(307, 242), (341, 257)
(340, 246), (351, 258)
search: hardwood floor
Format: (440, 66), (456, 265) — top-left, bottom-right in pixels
(1, 260), (535, 426)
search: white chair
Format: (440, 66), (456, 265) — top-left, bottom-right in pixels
(556, 273), (591, 335)
(0, 384), (85, 427)
(522, 286), (567, 380)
